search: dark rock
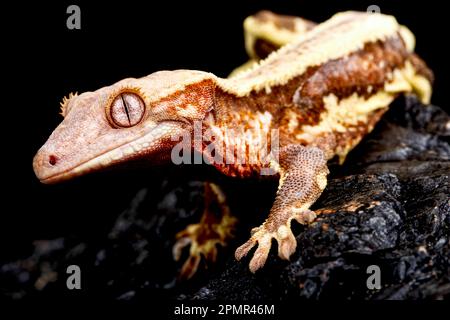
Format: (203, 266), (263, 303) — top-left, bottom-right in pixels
(186, 96), (450, 300)
(2, 95), (449, 300)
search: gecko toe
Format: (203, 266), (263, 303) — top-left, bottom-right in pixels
(236, 228), (274, 273)
(172, 237), (192, 261)
(204, 244), (219, 262)
(179, 253), (201, 280)
(277, 231), (297, 260)
(235, 238), (256, 261)
(294, 209), (317, 224)
(249, 244), (270, 273)
(249, 233), (273, 272)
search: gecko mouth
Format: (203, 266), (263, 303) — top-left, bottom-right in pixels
(34, 121), (186, 184)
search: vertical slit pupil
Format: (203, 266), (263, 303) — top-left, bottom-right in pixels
(120, 94), (132, 126)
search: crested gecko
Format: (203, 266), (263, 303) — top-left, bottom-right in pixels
(33, 11), (433, 278)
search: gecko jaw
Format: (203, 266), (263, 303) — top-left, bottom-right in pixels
(33, 121), (185, 184)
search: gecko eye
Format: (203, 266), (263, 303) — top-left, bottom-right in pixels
(109, 92), (145, 128)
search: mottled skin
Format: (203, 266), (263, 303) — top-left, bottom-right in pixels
(33, 11), (433, 276)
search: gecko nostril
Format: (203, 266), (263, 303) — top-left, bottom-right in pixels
(48, 155), (58, 166)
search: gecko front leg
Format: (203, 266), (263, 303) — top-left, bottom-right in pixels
(235, 145), (329, 273)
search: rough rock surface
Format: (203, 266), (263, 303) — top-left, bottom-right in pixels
(2, 95), (449, 300)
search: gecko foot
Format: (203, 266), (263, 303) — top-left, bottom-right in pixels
(235, 209), (316, 273)
(173, 214), (237, 280)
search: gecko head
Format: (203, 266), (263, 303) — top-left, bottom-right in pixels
(33, 70), (216, 184)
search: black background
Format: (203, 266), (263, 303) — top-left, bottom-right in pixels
(6, 0), (449, 263)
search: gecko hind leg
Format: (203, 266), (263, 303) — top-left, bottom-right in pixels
(235, 144), (329, 273)
(173, 182), (237, 280)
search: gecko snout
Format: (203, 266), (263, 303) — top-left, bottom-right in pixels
(32, 149), (65, 184)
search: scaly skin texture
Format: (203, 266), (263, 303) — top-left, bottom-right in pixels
(33, 11), (433, 274)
